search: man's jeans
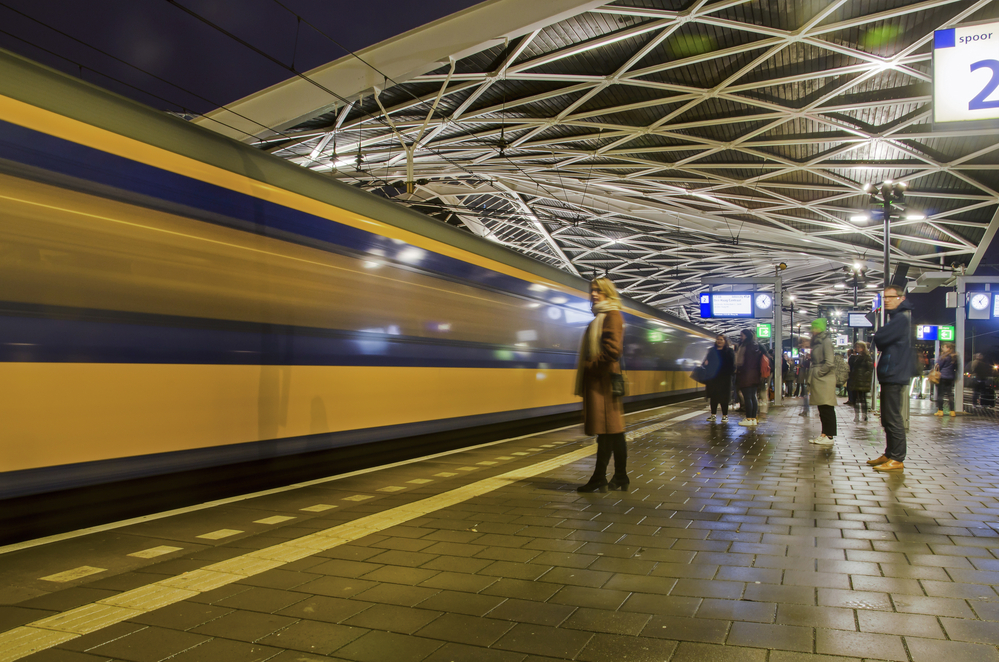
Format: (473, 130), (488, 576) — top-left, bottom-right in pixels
(880, 383), (907, 462)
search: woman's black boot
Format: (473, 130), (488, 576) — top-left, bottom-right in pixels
(578, 436), (612, 493)
(608, 433), (629, 490)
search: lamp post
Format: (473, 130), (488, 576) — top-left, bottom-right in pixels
(863, 181), (907, 321)
(788, 295), (795, 355)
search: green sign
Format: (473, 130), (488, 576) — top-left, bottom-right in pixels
(756, 323), (772, 339)
(939, 325), (955, 342)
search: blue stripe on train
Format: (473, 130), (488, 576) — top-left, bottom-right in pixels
(0, 313), (579, 368)
(0, 118), (577, 309)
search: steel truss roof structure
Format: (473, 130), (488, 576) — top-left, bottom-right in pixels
(203, 0), (999, 334)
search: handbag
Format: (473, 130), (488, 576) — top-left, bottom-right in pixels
(691, 365), (707, 384)
(611, 372), (626, 397)
(928, 367), (941, 384)
(612, 352), (627, 397)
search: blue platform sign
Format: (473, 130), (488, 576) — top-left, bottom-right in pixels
(917, 325), (938, 341)
(700, 293), (711, 319)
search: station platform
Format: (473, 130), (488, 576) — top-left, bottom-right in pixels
(2, 399), (999, 662)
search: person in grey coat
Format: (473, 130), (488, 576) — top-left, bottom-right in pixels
(807, 318), (837, 445)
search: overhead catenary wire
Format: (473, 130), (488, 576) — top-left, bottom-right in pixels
(258, 0), (601, 224)
(0, 1), (298, 142)
(163, 0), (574, 209)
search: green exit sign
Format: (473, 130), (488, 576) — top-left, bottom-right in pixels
(939, 325), (955, 341)
(756, 323), (772, 339)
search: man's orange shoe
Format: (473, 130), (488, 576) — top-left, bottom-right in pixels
(872, 459), (904, 471)
(866, 455), (889, 465)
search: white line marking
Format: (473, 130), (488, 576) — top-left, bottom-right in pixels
(128, 546), (182, 559)
(300, 504), (336, 512)
(254, 516), (295, 525)
(196, 529), (242, 540)
(40, 567), (106, 583)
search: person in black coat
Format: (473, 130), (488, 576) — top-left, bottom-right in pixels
(868, 285), (914, 471)
(703, 334), (736, 422)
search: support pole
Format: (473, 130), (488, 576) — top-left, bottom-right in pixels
(956, 277), (966, 413)
(852, 281), (858, 346)
(774, 277), (782, 407)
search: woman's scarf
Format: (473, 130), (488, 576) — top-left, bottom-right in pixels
(574, 299), (622, 396)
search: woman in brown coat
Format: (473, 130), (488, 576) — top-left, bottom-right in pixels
(575, 277), (626, 492)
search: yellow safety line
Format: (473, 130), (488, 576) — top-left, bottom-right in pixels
(0, 447), (589, 661)
(0, 411), (695, 661)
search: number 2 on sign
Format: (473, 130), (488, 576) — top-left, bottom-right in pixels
(969, 60), (999, 110)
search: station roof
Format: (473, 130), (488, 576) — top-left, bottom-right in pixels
(197, 0), (999, 327)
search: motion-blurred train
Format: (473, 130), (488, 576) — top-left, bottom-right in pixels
(0, 48), (712, 536)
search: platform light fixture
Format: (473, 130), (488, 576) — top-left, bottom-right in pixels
(863, 180), (910, 292)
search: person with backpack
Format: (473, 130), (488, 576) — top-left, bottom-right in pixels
(968, 353), (993, 408)
(758, 346), (773, 415)
(867, 285), (914, 472)
(807, 319), (837, 445)
(849, 341), (874, 422)
(735, 328), (763, 427)
(933, 343), (959, 417)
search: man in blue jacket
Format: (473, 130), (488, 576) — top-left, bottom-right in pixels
(867, 285), (914, 471)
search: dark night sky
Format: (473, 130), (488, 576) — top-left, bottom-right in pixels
(0, 0), (484, 115)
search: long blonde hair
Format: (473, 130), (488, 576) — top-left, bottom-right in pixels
(590, 277), (622, 306)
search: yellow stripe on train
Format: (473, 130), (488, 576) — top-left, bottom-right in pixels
(0, 363), (697, 474)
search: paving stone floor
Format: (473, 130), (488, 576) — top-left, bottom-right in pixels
(2, 396), (998, 662)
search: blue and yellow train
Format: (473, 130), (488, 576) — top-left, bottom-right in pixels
(0, 47), (712, 529)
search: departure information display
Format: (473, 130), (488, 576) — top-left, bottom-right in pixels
(848, 312), (873, 328)
(711, 293), (754, 318)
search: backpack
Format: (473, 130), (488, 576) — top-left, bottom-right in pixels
(760, 353), (771, 379)
(905, 311), (924, 379)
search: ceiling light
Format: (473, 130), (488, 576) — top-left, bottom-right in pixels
(905, 214), (925, 221)
(834, 283), (846, 289)
(850, 215), (870, 223)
